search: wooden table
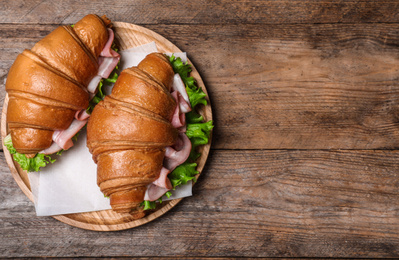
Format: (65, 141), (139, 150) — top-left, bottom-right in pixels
(2, 0), (399, 258)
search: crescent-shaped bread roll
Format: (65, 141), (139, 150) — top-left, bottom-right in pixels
(6, 14), (110, 156)
(87, 53), (178, 214)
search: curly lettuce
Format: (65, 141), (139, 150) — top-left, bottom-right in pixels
(186, 120), (214, 161)
(4, 134), (56, 172)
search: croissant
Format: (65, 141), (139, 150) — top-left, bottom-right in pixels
(6, 14), (111, 156)
(87, 53), (178, 214)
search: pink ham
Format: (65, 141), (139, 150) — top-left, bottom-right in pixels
(97, 28), (120, 78)
(40, 118), (87, 154)
(52, 119), (87, 150)
(172, 76), (191, 113)
(171, 90), (191, 130)
(98, 56), (119, 79)
(163, 132), (192, 172)
(177, 92), (191, 114)
(172, 73), (191, 107)
(87, 75), (102, 93)
(40, 142), (63, 155)
(75, 109), (90, 121)
(101, 29), (119, 58)
(153, 167), (172, 190)
(171, 101), (185, 129)
(144, 184), (170, 202)
(87, 28), (120, 92)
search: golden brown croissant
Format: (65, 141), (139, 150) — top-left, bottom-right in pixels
(6, 14), (111, 156)
(87, 53), (178, 214)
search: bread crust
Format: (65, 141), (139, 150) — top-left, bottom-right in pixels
(87, 53), (177, 214)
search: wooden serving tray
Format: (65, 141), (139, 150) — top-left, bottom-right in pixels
(1, 22), (212, 231)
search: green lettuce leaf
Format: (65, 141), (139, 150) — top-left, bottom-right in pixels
(186, 120), (214, 160)
(104, 70), (119, 84)
(168, 162), (199, 188)
(4, 134), (56, 172)
(186, 86), (207, 108)
(185, 87), (208, 125)
(4, 134), (16, 154)
(186, 111), (204, 123)
(142, 200), (157, 211)
(186, 121), (214, 146)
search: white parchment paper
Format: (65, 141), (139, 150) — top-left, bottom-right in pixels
(28, 43), (191, 216)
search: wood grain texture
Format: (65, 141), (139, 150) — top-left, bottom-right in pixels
(2, 0), (399, 258)
(1, 149), (399, 257)
(1, 0), (399, 24)
(2, 23), (399, 149)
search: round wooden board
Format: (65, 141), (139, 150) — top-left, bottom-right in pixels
(1, 22), (212, 231)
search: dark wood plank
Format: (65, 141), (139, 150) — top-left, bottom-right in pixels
(2, 23), (399, 149)
(2, 0), (399, 25)
(2, 149), (399, 257)
(178, 23), (399, 150)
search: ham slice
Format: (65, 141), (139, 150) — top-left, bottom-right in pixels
(75, 109), (90, 121)
(164, 132), (192, 172)
(87, 75), (102, 93)
(98, 56), (119, 79)
(171, 99), (186, 129)
(40, 142), (63, 155)
(153, 167), (172, 190)
(42, 113), (88, 154)
(172, 75), (191, 113)
(97, 28), (120, 78)
(171, 90), (192, 130)
(52, 119), (87, 150)
(101, 29), (119, 58)
(87, 28), (120, 92)
(172, 73), (191, 107)
(144, 184), (170, 201)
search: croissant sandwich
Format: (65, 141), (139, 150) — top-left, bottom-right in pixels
(5, 14), (120, 171)
(86, 52), (211, 215)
